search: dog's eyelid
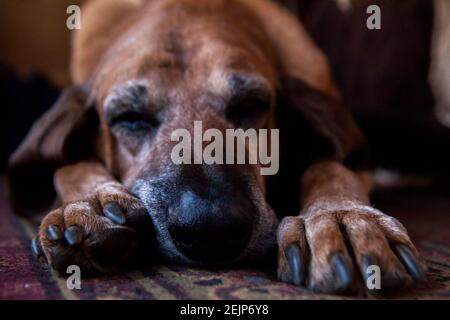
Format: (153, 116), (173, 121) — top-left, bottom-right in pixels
(225, 92), (272, 126)
(229, 86), (272, 109)
(108, 110), (159, 127)
(103, 83), (154, 120)
(105, 99), (162, 125)
(228, 72), (273, 98)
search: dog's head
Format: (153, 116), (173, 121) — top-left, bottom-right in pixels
(8, 0), (365, 266)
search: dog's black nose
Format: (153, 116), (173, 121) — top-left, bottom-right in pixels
(168, 190), (252, 263)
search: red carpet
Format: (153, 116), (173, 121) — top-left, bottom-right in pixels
(0, 183), (449, 299)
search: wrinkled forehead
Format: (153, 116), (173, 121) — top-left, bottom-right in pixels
(93, 0), (277, 107)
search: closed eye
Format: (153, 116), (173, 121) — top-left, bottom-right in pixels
(226, 95), (271, 127)
(109, 111), (159, 133)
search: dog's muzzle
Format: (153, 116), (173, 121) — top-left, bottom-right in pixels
(130, 163), (273, 266)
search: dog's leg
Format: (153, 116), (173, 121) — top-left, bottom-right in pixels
(277, 161), (426, 294)
(32, 161), (153, 274)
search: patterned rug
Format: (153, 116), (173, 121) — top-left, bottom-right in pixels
(0, 184), (449, 300)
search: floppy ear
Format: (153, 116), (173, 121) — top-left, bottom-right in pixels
(7, 84), (99, 216)
(278, 76), (367, 167)
(242, 0), (367, 165)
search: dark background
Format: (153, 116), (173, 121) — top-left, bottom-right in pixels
(0, 0), (82, 169)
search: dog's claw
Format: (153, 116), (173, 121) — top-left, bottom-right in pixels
(395, 244), (425, 281)
(64, 226), (83, 246)
(46, 224), (62, 240)
(103, 203), (126, 225)
(361, 254), (378, 282)
(331, 254), (352, 291)
(285, 244), (304, 285)
(361, 255), (382, 297)
(31, 237), (43, 258)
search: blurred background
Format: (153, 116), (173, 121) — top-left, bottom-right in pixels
(0, 0), (82, 169)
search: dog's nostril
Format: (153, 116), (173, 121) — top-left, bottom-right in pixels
(168, 190), (252, 264)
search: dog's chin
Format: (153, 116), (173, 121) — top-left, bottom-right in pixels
(131, 175), (279, 268)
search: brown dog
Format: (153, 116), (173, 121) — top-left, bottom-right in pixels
(8, 0), (426, 294)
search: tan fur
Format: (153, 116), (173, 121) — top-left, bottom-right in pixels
(71, 0), (145, 83)
(9, 0), (425, 293)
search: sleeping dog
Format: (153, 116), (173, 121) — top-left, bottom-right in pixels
(8, 0), (426, 295)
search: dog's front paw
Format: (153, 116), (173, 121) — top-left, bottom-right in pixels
(277, 201), (426, 294)
(31, 182), (149, 274)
